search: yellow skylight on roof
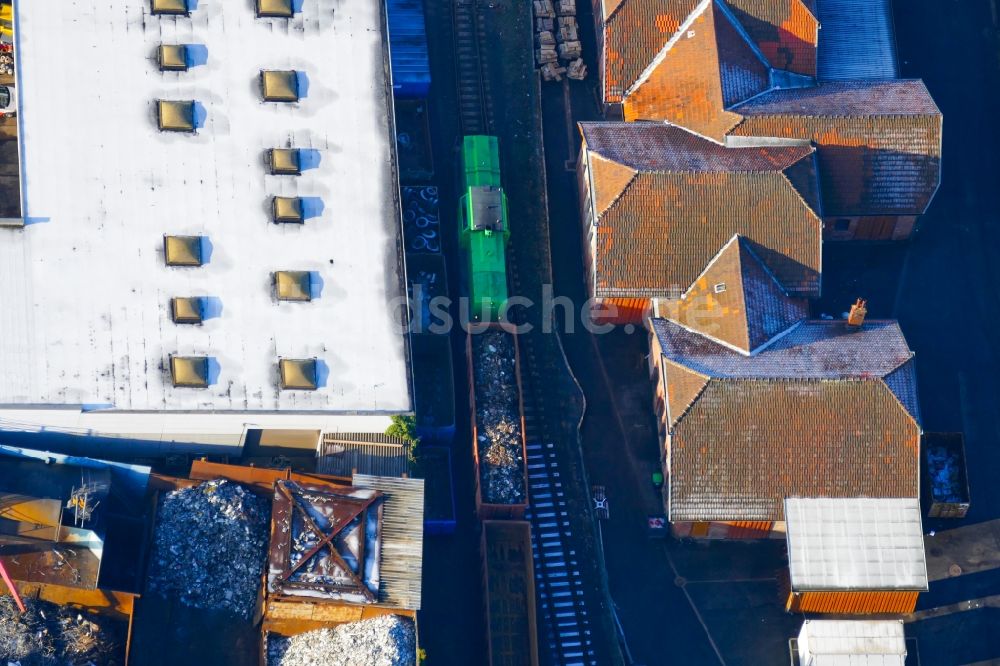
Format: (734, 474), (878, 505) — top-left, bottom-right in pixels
(158, 45), (189, 71)
(261, 70), (300, 102)
(171, 297), (203, 324)
(274, 271), (312, 301)
(151, 0), (189, 15)
(279, 358), (318, 390)
(257, 0), (294, 18)
(157, 100), (195, 132)
(164, 235), (203, 266)
(272, 196), (304, 223)
(269, 148), (301, 175)
(170, 355), (209, 388)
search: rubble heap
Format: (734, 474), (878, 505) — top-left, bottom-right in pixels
(472, 330), (526, 505)
(148, 479), (270, 618)
(0, 596), (125, 665)
(267, 615), (417, 666)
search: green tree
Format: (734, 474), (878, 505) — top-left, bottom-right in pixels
(386, 414), (421, 472)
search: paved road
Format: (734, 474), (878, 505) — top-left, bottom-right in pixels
(538, 0), (1000, 664)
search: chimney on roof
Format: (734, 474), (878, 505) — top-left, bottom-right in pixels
(847, 298), (867, 327)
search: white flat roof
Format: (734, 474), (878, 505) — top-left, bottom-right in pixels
(798, 620), (906, 666)
(1, 0), (410, 421)
(785, 498), (928, 592)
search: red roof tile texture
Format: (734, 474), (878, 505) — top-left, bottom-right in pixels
(724, 0), (818, 76)
(668, 378), (920, 521)
(660, 236), (808, 353)
(580, 123), (822, 299)
(731, 81), (943, 215)
(623, 2), (770, 140)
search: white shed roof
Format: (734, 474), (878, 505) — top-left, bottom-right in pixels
(785, 498), (928, 591)
(798, 619), (906, 666)
(0, 0), (410, 427)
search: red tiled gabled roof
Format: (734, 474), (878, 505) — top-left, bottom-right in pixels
(622, 1), (772, 140)
(730, 81), (943, 216)
(667, 378), (920, 522)
(580, 122), (822, 298)
(660, 235), (808, 354)
(725, 0), (818, 76)
(602, 0), (702, 103)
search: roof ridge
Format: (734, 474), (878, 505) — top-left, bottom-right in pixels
(625, 0), (713, 97)
(777, 164), (824, 224)
(593, 166), (640, 221)
(667, 370), (713, 431)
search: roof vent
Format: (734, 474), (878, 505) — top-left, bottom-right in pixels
(713, 282), (727, 294)
(272, 196), (304, 223)
(256, 0), (295, 18)
(164, 235), (204, 266)
(170, 355), (209, 388)
(279, 358), (318, 390)
(269, 148), (301, 175)
(171, 297), (203, 324)
(157, 100), (195, 132)
(261, 70), (300, 102)
(158, 45), (189, 71)
(151, 0), (190, 15)
(274, 270), (312, 301)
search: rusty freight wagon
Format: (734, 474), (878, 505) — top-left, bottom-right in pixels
(481, 521), (539, 666)
(467, 323), (530, 520)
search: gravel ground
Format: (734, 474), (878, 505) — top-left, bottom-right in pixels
(267, 615), (417, 666)
(147, 479), (270, 618)
(0, 596), (125, 665)
(472, 329), (526, 504)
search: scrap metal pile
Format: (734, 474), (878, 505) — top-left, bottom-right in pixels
(267, 615), (416, 666)
(147, 479), (270, 618)
(927, 446), (965, 502)
(473, 330), (526, 505)
(0, 596), (125, 665)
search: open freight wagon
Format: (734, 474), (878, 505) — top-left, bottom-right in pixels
(481, 521), (540, 666)
(467, 323), (530, 520)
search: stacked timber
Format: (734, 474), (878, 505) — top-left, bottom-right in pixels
(533, 0), (585, 80)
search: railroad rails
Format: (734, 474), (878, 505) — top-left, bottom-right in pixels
(451, 0), (604, 662)
(452, 0), (493, 135)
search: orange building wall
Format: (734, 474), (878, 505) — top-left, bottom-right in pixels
(590, 298), (650, 325)
(785, 590), (920, 614)
(672, 520), (776, 539)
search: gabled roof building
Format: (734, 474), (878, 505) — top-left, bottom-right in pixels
(649, 314), (921, 538)
(589, 0), (942, 241)
(577, 122), (822, 323)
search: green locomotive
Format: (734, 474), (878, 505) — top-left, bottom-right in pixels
(458, 135), (510, 322)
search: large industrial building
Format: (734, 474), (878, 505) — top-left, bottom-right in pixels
(0, 0), (411, 447)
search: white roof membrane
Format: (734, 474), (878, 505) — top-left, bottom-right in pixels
(1, 0), (410, 421)
(798, 619), (906, 666)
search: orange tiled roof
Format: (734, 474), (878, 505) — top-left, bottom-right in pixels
(725, 0), (818, 76)
(621, 1), (771, 140)
(659, 235), (808, 354)
(730, 80), (943, 216)
(667, 378), (920, 522)
(580, 122), (822, 299)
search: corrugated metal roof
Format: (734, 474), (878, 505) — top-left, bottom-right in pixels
(353, 474), (424, 611)
(785, 498), (928, 592)
(318, 433), (410, 478)
(817, 0), (898, 81)
(798, 619), (906, 665)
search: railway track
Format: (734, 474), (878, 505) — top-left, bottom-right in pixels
(510, 252), (599, 666)
(452, 0), (493, 135)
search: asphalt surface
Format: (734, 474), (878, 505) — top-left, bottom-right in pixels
(537, 0), (1000, 664)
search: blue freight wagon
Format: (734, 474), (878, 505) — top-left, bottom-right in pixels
(386, 0), (431, 99)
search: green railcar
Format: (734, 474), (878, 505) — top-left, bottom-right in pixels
(459, 135), (510, 322)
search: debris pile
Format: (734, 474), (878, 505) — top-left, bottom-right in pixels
(148, 479), (270, 618)
(927, 446), (966, 503)
(0, 596), (125, 665)
(533, 0), (586, 80)
(267, 615), (417, 666)
(472, 330), (526, 504)
(401, 186), (440, 254)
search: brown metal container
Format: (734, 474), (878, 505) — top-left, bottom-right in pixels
(481, 520), (540, 666)
(467, 323), (530, 520)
